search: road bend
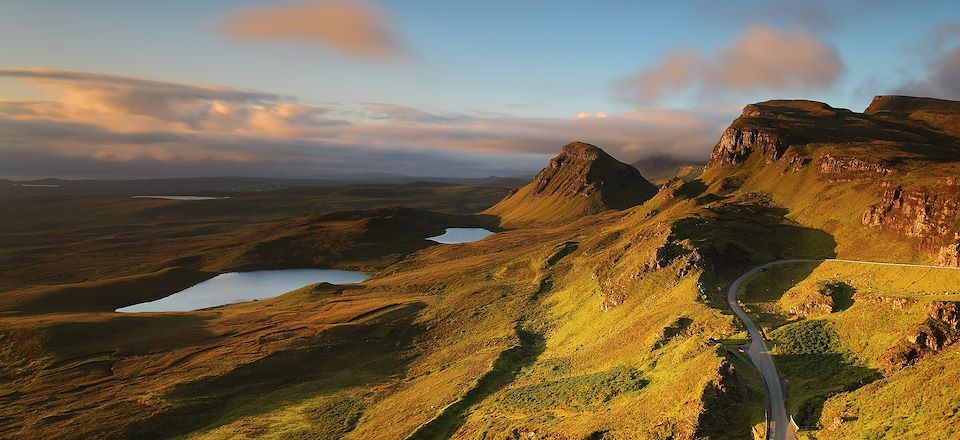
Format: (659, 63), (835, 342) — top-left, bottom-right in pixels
(726, 258), (960, 440)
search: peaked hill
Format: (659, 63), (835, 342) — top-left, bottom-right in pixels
(484, 142), (657, 227)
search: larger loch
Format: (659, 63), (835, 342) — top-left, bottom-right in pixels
(117, 269), (367, 312)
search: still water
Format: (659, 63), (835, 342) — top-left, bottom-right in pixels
(116, 269), (368, 312)
(133, 195), (226, 200)
(427, 228), (494, 244)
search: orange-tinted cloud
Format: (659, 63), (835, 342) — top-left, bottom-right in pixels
(0, 68), (333, 135)
(220, 0), (405, 60)
(0, 68), (730, 178)
(618, 26), (844, 103)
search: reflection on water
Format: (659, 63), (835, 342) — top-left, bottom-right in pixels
(117, 269), (367, 312)
(427, 228), (494, 244)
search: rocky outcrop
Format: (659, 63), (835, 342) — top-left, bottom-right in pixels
(788, 294), (834, 317)
(708, 127), (788, 167)
(883, 301), (960, 369)
(643, 239), (703, 277)
(694, 359), (742, 438)
(936, 243), (960, 267)
(594, 264), (630, 312)
(817, 154), (890, 182)
(786, 281), (855, 317)
(862, 178), (960, 266)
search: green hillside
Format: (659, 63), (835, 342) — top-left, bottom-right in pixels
(3, 96), (960, 439)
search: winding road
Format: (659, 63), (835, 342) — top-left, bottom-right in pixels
(727, 258), (960, 440)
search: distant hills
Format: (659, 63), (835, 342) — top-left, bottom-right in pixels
(0, 175), (526, 196)
(630, 154), (705, 184)
(483, 141), (657, 227)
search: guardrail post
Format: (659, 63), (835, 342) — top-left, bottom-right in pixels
(764, 410), (770, 439)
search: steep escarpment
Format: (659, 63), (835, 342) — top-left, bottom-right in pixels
(702, 96), (960, 265)
(708, 126), (789, 167)
(862, 179), (960, 266)
(485, 142), (657, 227)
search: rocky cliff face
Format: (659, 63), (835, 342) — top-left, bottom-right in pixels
(706, 100), (852, 169)
(817, 154), (891, 182)
(884, 301), (960, 369)
(707, 127), (787, 167)
(706, 96), (960, 266)
(862, 178), (960, 266)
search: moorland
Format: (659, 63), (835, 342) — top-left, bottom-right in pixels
(3, 95), (960, 440)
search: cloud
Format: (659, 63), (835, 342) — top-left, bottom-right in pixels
(617, 26), (844, 104)
(693, 0), (899, 32)
(0, 68), (335, 134)
(0, 68), (730, 179)
(220, 0), (406, 60)
(896, 22), (960, 99)
(360, 103), (462, 124)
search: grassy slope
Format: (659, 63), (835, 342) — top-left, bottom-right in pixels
(347, 203), (739, 439)
(1, 180), (765, 439)
(739, 261), (960, 438)
(701, 153), (918, 263)
(483, 181), (605, 228)
(155, 182), (954, 440)
(3, 176), (950, 438)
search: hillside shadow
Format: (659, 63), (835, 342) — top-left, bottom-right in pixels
(461, 213), (503, 231)
(117, 303), (426, 439)
(668, 198), (837, 309)
(675, 179), (708, 199)
(773, 353), (880, 429)
(407, 329), (545, 440)
(823, 280), (856, 312)
(653, 317), (693, 349)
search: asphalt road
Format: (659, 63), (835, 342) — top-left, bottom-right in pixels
(727, 258), (960, 440)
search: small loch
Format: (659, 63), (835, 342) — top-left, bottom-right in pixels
(427, 228), (494, 244)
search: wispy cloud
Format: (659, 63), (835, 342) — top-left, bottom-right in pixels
(0, 68), (730, 178)
(616, 26), (844, 104)
(693, 0), (899, 32)
(895, 21), (960, 99)
(220, 0), (407, 60)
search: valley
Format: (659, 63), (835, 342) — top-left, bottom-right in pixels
(3, 95), (960, 440)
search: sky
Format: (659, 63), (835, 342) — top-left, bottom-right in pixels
(2, 0), (960, 179)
